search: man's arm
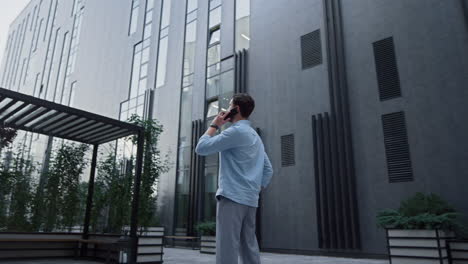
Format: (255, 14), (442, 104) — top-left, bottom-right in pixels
(195, 126), (240, 156)
(261, 151), (273, 188)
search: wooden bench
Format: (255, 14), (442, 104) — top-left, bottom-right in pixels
(0, 238), (82, 258)
(0, 238), (120, 263)
(163, 236), (199, 250)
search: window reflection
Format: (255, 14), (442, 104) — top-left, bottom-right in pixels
(156, 37), (168, 88)
(235, 0), (250, 51)
(209, 29), (220, 45)
(209, 7), (221, 28)
(207, 45), (220, 66)
(206, 100), (219, 117)
(160, 0), (172, 29)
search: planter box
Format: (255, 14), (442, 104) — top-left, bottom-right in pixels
(200, 236), (216, 254)
(447, 240), (468, 264)
(386, 229), (455, 264)
(137, 227), (164, 264)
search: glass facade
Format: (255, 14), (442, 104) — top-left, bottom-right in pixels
(53, 31), (70, 102)
(155, 0), (172, 88)
(61, 1), (84, 106)
(10, 20), (26, 89)
(174, 0), (198, 234)
(119, 0), (156, 171)
(129, 0), (140, 35)
(235, 0), (250, 51)
(201, 0), (226, 223)
(40, 0), (59, 101)
(23, 2), (42, 86)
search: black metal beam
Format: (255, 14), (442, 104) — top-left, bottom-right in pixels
(81, 144), (99, 257)
(6, 105), (42, 125)
(49, 117), (87, 134)
(42, 115), (81, 133)
(35, 114), (72, 133)
(6, 121), (94, 145)
(0, 99), (19, 115)
(70, 124), (113, 139)
(27, 111), (62, 130)
(129, 130), (145, 264)
(93, 130), (133, 145)
(64, 121), (102, 138)
(0, 87), (141, 132)
(96, 131), (134, 144)
(14, 108), (51, 126)
(0, 102), (29, 123)
(79, 125), (121, 141)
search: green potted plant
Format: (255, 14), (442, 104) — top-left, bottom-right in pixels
(195, 221), (216, 254)
(377, 192), (459, 264)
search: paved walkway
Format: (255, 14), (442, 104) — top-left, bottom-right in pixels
(2, 249), (389, 264)
(164, 247), (389, 264)
(2, 260), (101, 264)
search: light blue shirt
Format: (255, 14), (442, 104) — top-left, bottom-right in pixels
(195, 120), (273, 207)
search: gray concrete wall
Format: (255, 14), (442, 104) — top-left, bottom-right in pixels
(341, 0), (468, 254)
(152, 0), (185, 235)
(249, 0), (330, 251)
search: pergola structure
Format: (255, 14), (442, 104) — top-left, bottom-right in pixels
(0, 87), (145, 263)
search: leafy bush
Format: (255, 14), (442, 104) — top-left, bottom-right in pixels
(377, 192), (460, 230)
(195, 221), (216, 236)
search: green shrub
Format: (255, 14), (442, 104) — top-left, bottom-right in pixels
(195, 221), (216, 236)
(377, 192), (460, 231)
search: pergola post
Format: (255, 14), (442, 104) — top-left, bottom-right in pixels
(81, 144), (99, 256)
(0, 87), (146, 262)
(129, 130), (145, 264)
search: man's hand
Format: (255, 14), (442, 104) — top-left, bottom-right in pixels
(211, 111), (230, 127)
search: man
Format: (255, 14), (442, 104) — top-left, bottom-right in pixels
(195, 93), (274, 264)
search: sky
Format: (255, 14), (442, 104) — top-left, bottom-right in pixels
(0, 0), (31, 66)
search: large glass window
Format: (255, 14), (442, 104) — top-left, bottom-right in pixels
(207, 45), (220, 67)
(206, 100), (219, 118)
(129, 0), (140, 35)
(209, 29), (220, 45)
(54, 31), (69, 102)
(178, 86), (193, 147)
(10, 21), (26, 89)
(143, 0), (154, 41)
(206, 75), (220, 98)
(203, 100), (221, 223)
(160, 0), (172, 29)
(187, 0), (197, 14)
(183, 21), (197, 76)
(155, 37), (168, 88)
(174, 0), (199, 233)
(235, 0), (250, 51)
(209, 7), (221, 29)
(34, 19), (44, 52)
(61, 4), (84, 106)
(23, 4), (41, 86)
(155, 0), (172, 88)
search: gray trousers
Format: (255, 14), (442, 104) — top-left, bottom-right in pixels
(216, 196), (260, 264)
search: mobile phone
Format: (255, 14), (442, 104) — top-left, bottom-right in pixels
(224, 108), (239, 120)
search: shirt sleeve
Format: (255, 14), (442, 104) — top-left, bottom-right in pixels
(262, 151), (274, 188)
(195, 126), (241, 156)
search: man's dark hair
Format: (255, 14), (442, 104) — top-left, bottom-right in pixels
(232, 93), (255, 118)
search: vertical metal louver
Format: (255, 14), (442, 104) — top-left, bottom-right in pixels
(281, 134), (295, 167)
(373, 37), (402, 101)
(381, 111), (413, 183)
(235, 49), (248, 94)
(300, 29), (322, 69)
